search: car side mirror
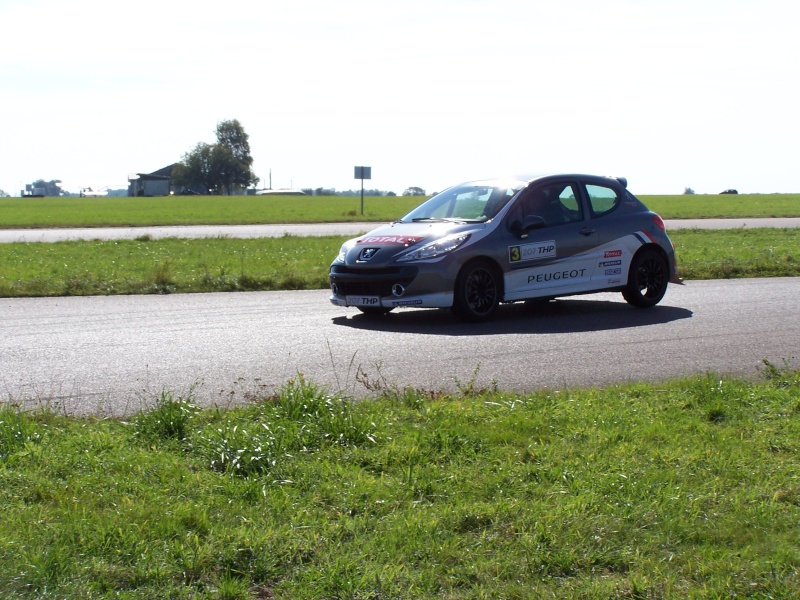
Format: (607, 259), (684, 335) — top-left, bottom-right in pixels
(517, 215), (546, 238)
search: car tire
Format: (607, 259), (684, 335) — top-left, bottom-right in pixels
(452, 260), (501, 322)
(622, 248), (669, 308)
(357, 306), (394, 316)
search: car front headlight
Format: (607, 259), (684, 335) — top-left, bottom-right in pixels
(395, 233), (471, 262)
(335, 240), (355, 263)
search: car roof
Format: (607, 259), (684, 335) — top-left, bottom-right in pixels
(463, 173), (628, 189)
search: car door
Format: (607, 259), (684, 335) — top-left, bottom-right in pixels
(500, 180), (600, 301)
(583, 181), (638, 288)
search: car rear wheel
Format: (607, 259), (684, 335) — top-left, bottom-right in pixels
(622, 248), (668, 307)
(452, 260), (501, 322)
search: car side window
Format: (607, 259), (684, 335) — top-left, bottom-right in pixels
(519, 183), (583, 227)
(586, 184), (620, 217)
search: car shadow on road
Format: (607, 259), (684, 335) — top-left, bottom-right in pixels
(331, 299), (693, 336)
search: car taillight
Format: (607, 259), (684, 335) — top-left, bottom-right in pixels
(653, 214), (666, 231)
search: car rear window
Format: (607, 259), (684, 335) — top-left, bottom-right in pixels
(586, 184), (619, 217)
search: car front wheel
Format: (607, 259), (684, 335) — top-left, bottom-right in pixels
(452, 260), (501, 322)
(622, 248), (669, 307)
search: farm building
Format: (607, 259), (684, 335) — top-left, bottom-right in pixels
(127, 164), (176, 197)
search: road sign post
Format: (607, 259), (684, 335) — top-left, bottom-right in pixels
(354, 166), (371, 216)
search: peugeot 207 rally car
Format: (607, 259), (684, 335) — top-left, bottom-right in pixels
(329, 174), (680, 322)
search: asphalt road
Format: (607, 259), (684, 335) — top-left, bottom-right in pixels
(2, 278), (798, 416)
(1, 217), (800, 243)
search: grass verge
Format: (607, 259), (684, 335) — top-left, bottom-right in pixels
(0, 229), (798, 298)
(1, 364), (799, 598)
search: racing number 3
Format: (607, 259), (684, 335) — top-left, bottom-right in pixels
(509, 246), (521, 262)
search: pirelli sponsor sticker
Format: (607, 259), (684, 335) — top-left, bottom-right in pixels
(509, 240), (556, 263)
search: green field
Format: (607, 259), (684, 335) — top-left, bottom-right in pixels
(1, 193), (799, 228)
(2, 366), (799, 599)
(0, 228), (798, 298)
(0, 195), (420, 228)
(643, 193), (800, 219)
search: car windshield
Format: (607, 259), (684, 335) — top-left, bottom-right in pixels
(399, 181), (526, 223)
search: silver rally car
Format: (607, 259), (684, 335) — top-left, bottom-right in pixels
(329, 174), (680, 322)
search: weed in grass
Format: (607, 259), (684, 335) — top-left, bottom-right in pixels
(133, 390), (200, 444)
(761, 357), (800, 388)
(148, 258), (175, 293)
(189, 375), (378, 476)
(454, 363), (500, 396)
(216, 571), (250, 600)
(0, 406), (43, 460)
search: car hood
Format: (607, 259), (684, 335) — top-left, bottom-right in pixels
(341, 220), (485, 265)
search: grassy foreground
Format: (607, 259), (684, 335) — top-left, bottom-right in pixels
(1, 193), (799, 229)
(2, 365), (799, 599)
(0, 229), (798, 298)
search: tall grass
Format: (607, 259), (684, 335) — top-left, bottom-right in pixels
(1, 365), (799, 598)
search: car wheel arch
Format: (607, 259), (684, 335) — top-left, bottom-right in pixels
(458, 257), (505, 299)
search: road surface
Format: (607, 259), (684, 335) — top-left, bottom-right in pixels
(2, 278), (798, 416)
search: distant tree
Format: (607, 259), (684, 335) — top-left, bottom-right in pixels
(0, 188), (9, 197)
(173, 143), (218, 193)
(403, 186), (426, 196)
(175, 120), (258, 195)
(683, 187), (695, 195)
(214, 119), (258, 194)
(26, 179), (64, 196)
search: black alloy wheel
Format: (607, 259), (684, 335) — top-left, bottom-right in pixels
(453, 260), (501, 322)
(622, 248), (669, 307)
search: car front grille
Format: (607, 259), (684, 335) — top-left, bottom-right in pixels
(329, 265), (418, 296)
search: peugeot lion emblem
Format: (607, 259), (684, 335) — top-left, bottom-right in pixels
(359, 247), (379, 261)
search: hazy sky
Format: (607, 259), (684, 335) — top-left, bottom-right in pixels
(2, 0), (797, 197)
